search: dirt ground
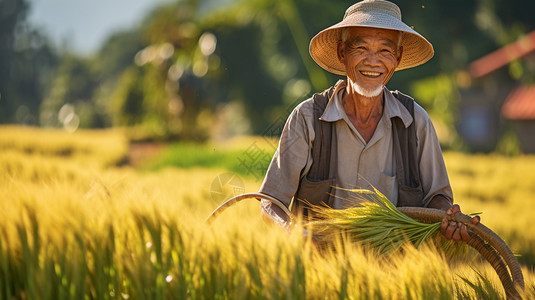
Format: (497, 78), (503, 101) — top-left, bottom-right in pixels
(127, 142), (166, 167)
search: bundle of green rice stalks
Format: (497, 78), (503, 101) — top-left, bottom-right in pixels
(306, 187), (461, 255)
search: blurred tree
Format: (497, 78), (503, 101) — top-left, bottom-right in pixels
(39, 55), (98, 128)
(0, 0), (58, 124)
(110, 67), (145, 126)
(27, 0), (535, 145)
(40, 28), (145, 129)
(199, 0), (346, 133)
(105, 0), (535, 139)
(0, 0), (27, 123)
(106, 0), (341, 138)
(109, 0), (212, 140)
(94, 30), (145, 81)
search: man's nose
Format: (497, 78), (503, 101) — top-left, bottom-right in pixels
(362, 52), (382, 66)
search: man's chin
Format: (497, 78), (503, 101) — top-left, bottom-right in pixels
(351, 82), (383, 98)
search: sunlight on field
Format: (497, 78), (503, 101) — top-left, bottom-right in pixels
(444, 152), (535, 267)
(0, 126), (533, 299)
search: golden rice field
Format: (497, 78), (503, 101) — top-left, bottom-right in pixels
(0, 125), (534, 299)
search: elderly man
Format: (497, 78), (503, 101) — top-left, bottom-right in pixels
(259, 0), (479, 242)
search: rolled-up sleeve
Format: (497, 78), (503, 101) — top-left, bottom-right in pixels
(259, 100), (314, 212)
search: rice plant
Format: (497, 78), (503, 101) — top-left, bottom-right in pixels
(307, 187), (444, 254)
(0, 126), (533, 299)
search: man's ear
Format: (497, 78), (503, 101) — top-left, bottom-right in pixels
(397, 46), (403, 65)
(337, 40), (345, 63)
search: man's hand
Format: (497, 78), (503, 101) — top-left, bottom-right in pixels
(428, 196), (480, 243)
(439, 204), (480, 242)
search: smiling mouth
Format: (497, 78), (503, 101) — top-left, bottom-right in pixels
(360, 71), (382, 78)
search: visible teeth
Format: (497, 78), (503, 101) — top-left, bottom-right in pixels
(361, 71), (381, 76)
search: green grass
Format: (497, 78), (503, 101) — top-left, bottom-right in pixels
(146, 142), (274, 180)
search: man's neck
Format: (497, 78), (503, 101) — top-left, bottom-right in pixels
(342, 83), (384, 142)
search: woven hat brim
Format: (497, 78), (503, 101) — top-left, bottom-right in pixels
(309, 13), (434, 75)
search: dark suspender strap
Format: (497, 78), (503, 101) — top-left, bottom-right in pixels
(293, 83), (338, 215)
(391, 90), (421, 189)
(309, 94), (329, 180)
(308, 84), (338, 181)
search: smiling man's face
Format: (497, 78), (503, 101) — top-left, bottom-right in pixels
(338, 27), (402, 98)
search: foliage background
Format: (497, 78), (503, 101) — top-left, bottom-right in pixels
(1, 0), (535, 149)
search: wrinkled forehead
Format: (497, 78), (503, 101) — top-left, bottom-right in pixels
(344, 27), (402, 47)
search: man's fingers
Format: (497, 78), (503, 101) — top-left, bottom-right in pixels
(445, 221), (456, 239)
(452, 225), (462, 242)
(444, 204), (479, 243)
(446, 204), (460, 216)
(440, 218), (448, 236)
(460, 225), (471, 241)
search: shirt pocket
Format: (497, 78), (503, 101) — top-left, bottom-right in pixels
(397, 183), (424, 207)
(294, 176), (336, 216)
(378, 172), (424, 207)
(377, 172), (397, 205)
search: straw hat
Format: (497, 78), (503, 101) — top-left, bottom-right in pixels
(309, 0), (434, 75)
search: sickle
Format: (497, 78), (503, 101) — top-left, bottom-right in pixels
(206, 193), (524, 299)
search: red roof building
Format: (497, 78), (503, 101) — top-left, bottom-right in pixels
(469, 30), (535, 79)
(501, 85), (535, 120)
(462, 30), (535, 153)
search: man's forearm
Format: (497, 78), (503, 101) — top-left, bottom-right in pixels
(260, 200), (292, 231)
(427, 194), (453, 211)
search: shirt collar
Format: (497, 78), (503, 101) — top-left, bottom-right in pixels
(383, 86), (414, 128)
(319, 80), (346, 122)
(319, 81), (414, 128)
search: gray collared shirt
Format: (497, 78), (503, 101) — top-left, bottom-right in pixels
(259, 81), (453, 215)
